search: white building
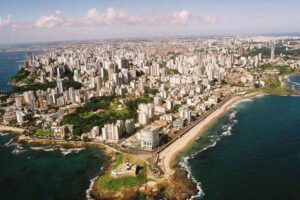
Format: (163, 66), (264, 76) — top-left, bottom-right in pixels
(101, 120), (124, 143)
(139, 125), (160, 150)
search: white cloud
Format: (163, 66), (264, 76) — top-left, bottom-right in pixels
(83, 8), (192, 27)
(35, 11), (73, 28)
(84, 7), (143, 26)
(7, 8), (194, 32)
(203, 15), (221, 24)
(143, 10), (192, 26)
(0, 15), (12, 27)
(172, 10), (191, 25)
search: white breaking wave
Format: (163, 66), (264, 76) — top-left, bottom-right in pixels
(231, 98), (253, 108)
(292, 81), (300, 86)
(44, 148), (55, 152)
(11, 144), (27, 155)
(86, 175), (99, 200)
(220, 111), (239, 137)
(12, 147), (27, 155)
(86, 166), (105, 200)
(30, 147), (45, 150)
(229, 111), (237, 121)
(0, 132), (10, 137)
(4, 138), (14, 147)
(191, 141), (218, 159)
(179, 156), (205, 200)
(184, 111), (240, 198)
(30, 146), (84, 155)
(60, 147), (85, 156)
(222, 131), (232, 136)
(30, 146), (55, 152)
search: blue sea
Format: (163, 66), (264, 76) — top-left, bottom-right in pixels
(0, 50), (106, 200)
(0, 51), (28, 92)
(285, 75), (300, 90)
(0, 134), (106, 200)
(184, 94), (300, 200)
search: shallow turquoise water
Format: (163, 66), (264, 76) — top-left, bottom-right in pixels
(186, 95), (300, 200)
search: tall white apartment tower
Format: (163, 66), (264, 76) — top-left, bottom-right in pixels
(271, 47), (275, 61)
(57, 79), (64, 93)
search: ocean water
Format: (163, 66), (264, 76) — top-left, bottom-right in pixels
(0, 51), (28, 92)
(0, 134), (106, 200)
(184, 95), (300, 200)
(285, 75), (300, 90)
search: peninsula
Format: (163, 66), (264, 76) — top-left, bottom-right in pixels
(1, 36), (300, 199)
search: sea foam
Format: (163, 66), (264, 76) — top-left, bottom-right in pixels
(179, 156), (205, 200)
(86, 175), (99, 200)
(0, 132), (10, 137)
(60, 147), (85, 156)
(185, 110), (240, 198)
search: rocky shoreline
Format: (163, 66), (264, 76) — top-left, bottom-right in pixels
(15, 136), (198, 200)
(90, 168), (198, 200)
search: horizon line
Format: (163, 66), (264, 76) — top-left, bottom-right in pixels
(1, 32), (300, 46)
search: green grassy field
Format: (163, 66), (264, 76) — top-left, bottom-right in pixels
(258, 64), (297, 95)
(62, 96), (150, 135)
(112, 154), (124, 169)
(35, 129), (54, 137)
(98, 164), (148, 191)
(97, 153), (149, 191)
(261, 64), (295, 75)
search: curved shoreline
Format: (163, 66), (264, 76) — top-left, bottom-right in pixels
(16, 136), (118, 156)
(1, 92), (271, 200)
(9, 93), (265, 200)
(158, 92), (265, 178)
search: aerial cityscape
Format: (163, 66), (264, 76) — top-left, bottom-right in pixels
(1, 1), (300, 200)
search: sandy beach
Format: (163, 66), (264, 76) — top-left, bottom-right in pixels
(0, 125), (25, 133)
(279, 75), (287, 87)
(159, 92), (264, 177)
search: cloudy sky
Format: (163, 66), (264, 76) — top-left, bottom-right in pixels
(0, 0), (300, 44)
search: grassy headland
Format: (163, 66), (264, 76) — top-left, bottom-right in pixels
(97, 153), (149, 191)
(258, 64), (300, 95)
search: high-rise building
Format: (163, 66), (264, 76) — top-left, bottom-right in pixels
(91, 126), (100, 139)
(271, 47), (275, 61)
(125, 119), (135, 134)
(101, 120), (125, 143)
(95, 76), (102, 93)
(150, 62), (160, 77)
(57, 79), (64, 93)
